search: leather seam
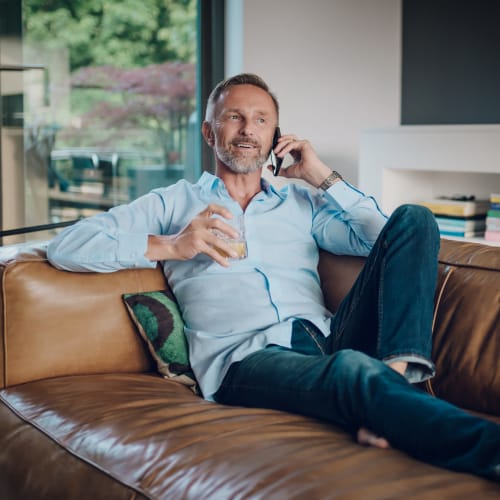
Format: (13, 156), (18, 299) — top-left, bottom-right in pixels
(438, 258), (499, 273)
(426, 265), (455, 398)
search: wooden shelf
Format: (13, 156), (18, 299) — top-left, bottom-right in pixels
(359, 125), (500, 214)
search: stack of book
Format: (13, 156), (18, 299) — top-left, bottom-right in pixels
(418, 197), (489, 238)
(485, 193), (500, 242)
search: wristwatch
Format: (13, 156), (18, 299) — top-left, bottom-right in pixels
(319, 171), (343, 191)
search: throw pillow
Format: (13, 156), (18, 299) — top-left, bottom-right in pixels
(123, 289), (198, 392)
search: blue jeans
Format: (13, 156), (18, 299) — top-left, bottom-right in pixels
(328, 203), (438, 381)
(214, 205), (500, 481)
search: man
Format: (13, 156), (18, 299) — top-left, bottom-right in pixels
(48, 73), (499, 481)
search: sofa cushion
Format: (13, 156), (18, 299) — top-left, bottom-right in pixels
(1, 374), (499, 499)
(0, 252), (162, 388)
(123, 290), (197, 391)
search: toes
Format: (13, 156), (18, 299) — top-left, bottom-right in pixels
(357, 427), (391, 449)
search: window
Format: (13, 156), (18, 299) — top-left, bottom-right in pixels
(0, 0), (223, 245)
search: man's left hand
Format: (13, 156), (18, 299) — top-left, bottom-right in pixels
(268, 134), (337, 188)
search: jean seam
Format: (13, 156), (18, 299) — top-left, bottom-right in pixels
(383, 351), (432, 359)
(376, 249), (386, 356)
(299, 320), (326, 355)
(332, 291), (362, 345)
(332, 240), (384, 348)
(297, 319), (326, 355)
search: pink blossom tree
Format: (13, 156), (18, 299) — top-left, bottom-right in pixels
(71, 62), (196, 166)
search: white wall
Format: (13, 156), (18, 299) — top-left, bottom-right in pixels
(227, 0), (401, 186)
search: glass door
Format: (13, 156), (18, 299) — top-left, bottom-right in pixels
(1, 0), (200, 245)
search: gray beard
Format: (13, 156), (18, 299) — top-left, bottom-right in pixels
(215, 144), (267, 174)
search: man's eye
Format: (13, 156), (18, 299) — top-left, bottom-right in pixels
(257, 118), (266, 124)
(229, 115), (240, 120)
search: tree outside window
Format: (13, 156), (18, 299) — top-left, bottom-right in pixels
(23, 0), (197, 211)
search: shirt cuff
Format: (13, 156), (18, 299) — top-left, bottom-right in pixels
(322, 180), (363, 210)
(117, 232), (156, 268)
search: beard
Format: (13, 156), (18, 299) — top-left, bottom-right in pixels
(214, 139), (268, 174)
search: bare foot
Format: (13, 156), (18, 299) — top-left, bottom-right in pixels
(355, 360), (407, 449)
(388, 360), (408, 377)
(357, 427), (391, 449)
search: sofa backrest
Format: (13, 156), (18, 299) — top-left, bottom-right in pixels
(0, 245), (166, 388)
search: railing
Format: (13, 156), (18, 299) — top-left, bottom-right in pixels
(0, 219), (79, 239)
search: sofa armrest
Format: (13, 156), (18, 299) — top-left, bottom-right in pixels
(429, 239), (500, 416)
(0, 246), (167, 389)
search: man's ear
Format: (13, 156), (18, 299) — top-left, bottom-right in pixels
(202, 122), (215, 147)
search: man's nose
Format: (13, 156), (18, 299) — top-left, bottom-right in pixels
(239, 119), (255, 136)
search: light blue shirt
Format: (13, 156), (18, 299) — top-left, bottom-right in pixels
(48, 172), (387, 400)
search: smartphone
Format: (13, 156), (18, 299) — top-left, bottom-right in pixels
(271, 127), (283, 176)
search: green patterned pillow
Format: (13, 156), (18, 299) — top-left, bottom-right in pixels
(123, 290), (197, 392)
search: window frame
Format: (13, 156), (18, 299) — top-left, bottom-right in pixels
(0, 0), (225, 242)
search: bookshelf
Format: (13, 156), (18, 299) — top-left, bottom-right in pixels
(359, 125), (500, 246)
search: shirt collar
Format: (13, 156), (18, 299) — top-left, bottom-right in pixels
(197, 171), (285, 200)
(197, 171), (220, 190)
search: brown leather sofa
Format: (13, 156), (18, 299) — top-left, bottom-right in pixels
(0, 239), (499, 499)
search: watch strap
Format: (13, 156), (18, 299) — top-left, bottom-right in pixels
(319, 171), (343, 191)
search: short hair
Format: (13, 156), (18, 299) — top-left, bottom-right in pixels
(204, 73), (279, 122)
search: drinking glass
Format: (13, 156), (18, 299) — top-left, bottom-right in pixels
(212, 213), (247, 260)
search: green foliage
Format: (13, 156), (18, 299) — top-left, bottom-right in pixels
(23, 0), (197, 71)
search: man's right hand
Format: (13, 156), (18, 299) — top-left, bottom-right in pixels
(144, 204), (240, 267)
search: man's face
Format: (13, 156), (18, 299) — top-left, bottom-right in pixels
(210, 84), (278, 174)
